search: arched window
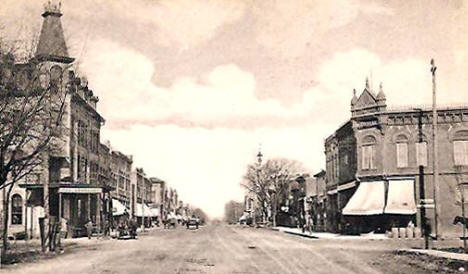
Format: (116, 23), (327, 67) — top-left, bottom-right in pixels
(11, 194), (22, 225)
(453, 130), (468, 166)
(362, 135), (376, 170)
(396, 134), (409, 168)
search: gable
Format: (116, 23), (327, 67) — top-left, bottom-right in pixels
(354, 88), (376, 108)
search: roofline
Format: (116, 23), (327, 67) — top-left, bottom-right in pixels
(71, 91), (105, 123)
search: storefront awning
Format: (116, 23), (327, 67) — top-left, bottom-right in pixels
(342, 181), (385, 215)
(112, 199), (128, 216)
(384, 179), (417, 215)
(135, 203), (152, 217)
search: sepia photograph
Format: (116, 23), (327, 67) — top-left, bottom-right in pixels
(0, 0), (467, 273)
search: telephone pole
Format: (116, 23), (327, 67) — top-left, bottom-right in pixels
(431, 59), (441, 239)
(415, 108), (429, 249)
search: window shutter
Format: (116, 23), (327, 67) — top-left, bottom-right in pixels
(397, 143), (408, 168)
(416, 142), (428, 167)
(362, 146), (367, 169)
(369, 145), (375, 169)
(462, 141), (468, 166)
(454, 141), (465, 166)
(362, 146), (370, 170)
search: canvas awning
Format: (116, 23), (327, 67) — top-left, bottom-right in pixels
(112, 199), (128, 216)
(135, 203), (152, 217)
(384, 179), (417, 214)
(342, 181), (385, 215)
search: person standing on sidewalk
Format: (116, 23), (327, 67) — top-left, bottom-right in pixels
(85, 219), (94, 239)
(57, 218), (68, 252)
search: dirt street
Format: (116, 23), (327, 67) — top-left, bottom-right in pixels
(2, 224), (465, 274)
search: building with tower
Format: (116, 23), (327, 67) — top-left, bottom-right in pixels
(324, 79), (468, 238)
(1, 2), (108, 238)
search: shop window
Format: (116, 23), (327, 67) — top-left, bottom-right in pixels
(11, 194), (22, 225)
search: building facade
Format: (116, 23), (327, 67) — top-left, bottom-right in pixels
(325, 80), (468, 238)
(2, 4), (107, 238)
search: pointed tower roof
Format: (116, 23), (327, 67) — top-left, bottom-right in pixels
(351, 88), (358, 106)
(376, 82), (386, 100)
(353, 78), (377, 108)
(35, 1), (74, 64)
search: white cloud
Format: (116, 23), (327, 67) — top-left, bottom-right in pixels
(80, 39), (314, 128)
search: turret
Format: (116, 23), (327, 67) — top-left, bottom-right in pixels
(35, 1), (74, 64)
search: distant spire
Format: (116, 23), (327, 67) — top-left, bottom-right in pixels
(256, 144), (263, 165)
(365, 77), (369, 90)
(36, 1), (74, 63)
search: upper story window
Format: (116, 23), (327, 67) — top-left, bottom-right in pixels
(454, 140), (468, 166)
(11, 194), (23, 225)
(453, 130), (468, 166)
(362, 135), (376, 170)
(396, 134), (409, 168)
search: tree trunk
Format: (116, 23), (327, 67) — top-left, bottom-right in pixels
(2, 184), (13, 259)
(272, 198), (277, 227)
(42, 152), (50, 253)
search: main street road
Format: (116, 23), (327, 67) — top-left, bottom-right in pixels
(3, 224), (445, 274)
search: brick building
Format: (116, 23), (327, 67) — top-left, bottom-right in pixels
(305, 170), (327, 231)
(131, 168), (153, 225)
(325, 79), (468, 238)
(6, 3), (107, 238)
(149, 177), (165, 220)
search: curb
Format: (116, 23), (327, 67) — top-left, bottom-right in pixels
(282, 230), (319, 239)
(398, 248), (468, 262)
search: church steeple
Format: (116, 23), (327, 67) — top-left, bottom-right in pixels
(35, 1), (74, 64)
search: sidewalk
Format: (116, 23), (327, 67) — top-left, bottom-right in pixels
(272, 226), (388, 240)
(399, 248), (468, 262)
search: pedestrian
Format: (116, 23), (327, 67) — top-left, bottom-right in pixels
(85, 219), (94, 239)
(57, 217), (68, 252)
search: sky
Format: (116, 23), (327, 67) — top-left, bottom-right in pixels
(1, 0), (468, 218)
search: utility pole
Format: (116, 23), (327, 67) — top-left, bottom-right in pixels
(431, 58), (441, 239)
(416, 109), (429, 249)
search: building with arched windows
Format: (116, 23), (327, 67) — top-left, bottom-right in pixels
(0, 2), (108, 239)
(324, 79), (468, 238)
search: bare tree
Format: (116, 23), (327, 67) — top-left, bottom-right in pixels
(242, 158), (305, 227)
(192, 208), (208, 225)
(224, 200), (243, 224)
(0, 48), (69, 257)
